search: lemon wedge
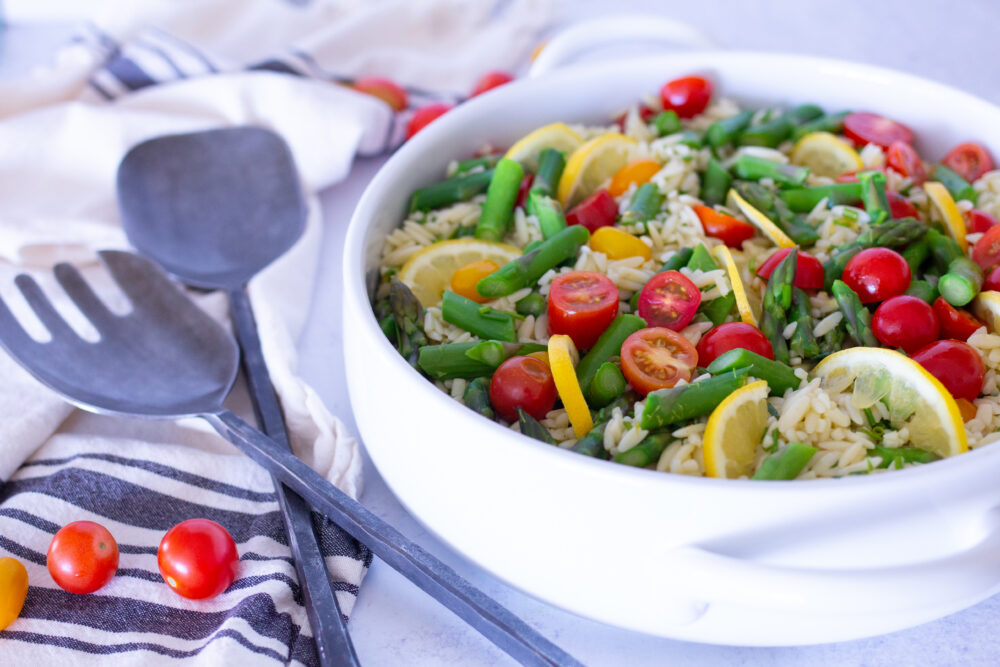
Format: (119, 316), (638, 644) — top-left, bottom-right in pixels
(557, 133), (638, 209)
(398, 239), (521, 307)
(548, 334), (593, 438)
(789, 131), (863, 178)
(726, 189), (796, 248)
(971, 290), (1000, 333)
(712, 245), (757, 326)
(924, 181), (968, 253)
(504, 122), (583, 171)
(703, 380), (770, 479)
(813, 347), (967, 459)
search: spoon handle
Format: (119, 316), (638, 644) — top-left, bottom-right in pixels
(206, 408), (582, 667)
(228, 287), (359, 667)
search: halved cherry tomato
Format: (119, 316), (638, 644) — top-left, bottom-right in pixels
(885, 141), (926, 184)
(911, 339), (985, 401)
(887, 191), (919, 220)
(471, 71), (514, 97)
(843, 112), (914, 149)
(609, 159), (660, 197)
(972, 224), (1000, 270)
(489, 355), (557, 421)
(659, 75), (712, 119)
(47, 521), (119, 595)
(695, 322), (773, 366)
(405, 103), (452, 140)
(968, 209), (999, 234)
(756, 248), (825, 289)
(516, 172), (534, 209)
(352, 77), (408, 112)
(158, 519), (239, 600)
(693, 205), (756, 248)
(842, 247), (911, 303)
(636, 270), (701, 331)
(615, 104), (657, 131)
(620, 327), (698, 395)
(933, 296), (984, 341)
(548, 271), (620, 349)
(451, 260), (500, 303)
(984, 267), (1000, 293)
(565, 189), (618, 232)
(942, 142), (994, 183)
(871, 295), (939, 353)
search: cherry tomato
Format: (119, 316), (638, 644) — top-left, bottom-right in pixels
(933, 297), (984, 341)
(887, 191), (919, 220)
(470, 71), (514, 97)
(942, 142), (994, 183)
(565, 189), (618, 232)
(352, 77), (408, 112)
(615, 105), (657, 132)
(843, 112), (914, 149)
(47, 521), (119, 594)
(620, 327), (698, 395)
(488, 355), (558, 421)
(0, 557), (28, 631)
(693, 205), (756, 248)
(842, 247), (911, 303)
(636, 270), (702, 331)
(968, 209), (999, 234)
(405, 103), (452, 140)
(609, 159), (660, 197)
(451, 259), (499, 303)
(871, 295), (939, 353)
(956, 397), (978, 422)
(547, 271), (620, 349)
(589, 226), (652, 261)
(972, 224), (1000, 270)
(659, 75), (712, 119)
(515, 172), (534, 209)
(158, 519), (239, 600)
(911, 339), (985, 401)
(755, 248), (825, 289)
(695, 322), (774, 366)
(984, 267), (1000, 293)
(885, 141), (926, 184)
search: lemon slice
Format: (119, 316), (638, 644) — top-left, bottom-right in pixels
(504, 122), (583, 171)
(813, 347), (967, 459)
(925, 181), (968, 253)
(789, 131), (863, 178)
(971, 290), (1000, 333)
(712, 245), (757, 326)
(703, 380), (770, 479)
(557, 133), (638, 209)
(726, 189), (796, 248)
(398, 239), (521, 307)
(548, 334), (593, 438)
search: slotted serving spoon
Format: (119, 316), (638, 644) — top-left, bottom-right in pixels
(0, 251), (579, 667)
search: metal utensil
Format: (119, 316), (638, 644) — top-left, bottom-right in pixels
(0, 251), (581, 667)
(115, 127), (355, 666)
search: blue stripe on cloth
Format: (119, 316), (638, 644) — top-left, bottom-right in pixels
(105, 55), (159, 91)
(247, 58), (304, 76)
(135, 38), (188, 78)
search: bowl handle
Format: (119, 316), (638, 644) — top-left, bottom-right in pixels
(529, 15), (718, 79)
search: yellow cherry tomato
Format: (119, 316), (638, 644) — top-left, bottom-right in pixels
(608, 159), (661, 197)
(451, 259), (500, 303)
(588, 226), (653, 261)
(0, 557), (28, 630)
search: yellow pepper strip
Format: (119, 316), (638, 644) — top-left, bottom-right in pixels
(589, 226), (653, 261)
(726, 188), (795, 248)
(924, 181), (968, 253)
(712, 245), (757, 326)
(547, 334), (594, 438)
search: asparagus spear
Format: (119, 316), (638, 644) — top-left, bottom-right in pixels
(593, 395), (631, 424)
(938, 257), (984, 307)
(699, 292), (736, 326)
(760, 247), (798, 363)
(576, 314), (647, 392)
(417, 340), (547, 380)
(817, 321), (847, 358)
(904, 280), (938, 304)
(515, 292), (547, 317)
(926, 227), (965, 272)
(652, 110), (682, 136)
(871, 444), (941, 469)
(822, 219), (927, 289)
(686, 242), (720, 272)
(738, 117), (793, 148)
(639, 369), (749, 430)
(734, 182), (819, 245)
(790, 111), (849, 141)
(932, 164), (978, 204)
(615, 432), (674, 468)
(475, 158), (524, 241)
(705, 349), (800, 395)
(527, 191), (567, 240)
(621, 183), (663, 224)
(832, 279), (879, 346)
(789, 287), (821, 359)
(901, 239), (930, 276)
(571, 422), (610, 459)
(586, 361), (627, 408)
(700, 157), (732, 206)
(453, 153), (503, 176)
(389, 279), (428, 366)
(379, 315), (398, 343)
(441, 291), (518, 342)
(858, 170), (890, 224)
(463, 377), (495, 419)
(779, 104), (824, 127)
(409, 168), (496, 213)
(752, 442), (816, 480)
(476, 224), (590, 298)
(732, 155), (810, 187)
(529, 148), (566, 198)
(660, 247), (694, 273)
(705, 110), (753, 148)
(779, 183), (863, 212)
(517, 407), (558, 445)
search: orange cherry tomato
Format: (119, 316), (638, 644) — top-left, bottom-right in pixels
(608, 159), (661, 197)
(451, 259), (500, 303)
(0, 557), (28, 630)
(620, 327), (698, 395)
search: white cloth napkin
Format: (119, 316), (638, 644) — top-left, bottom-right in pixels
(0, 1), (553, 664)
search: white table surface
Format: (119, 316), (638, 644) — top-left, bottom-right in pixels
(4, 2), (1000, 664)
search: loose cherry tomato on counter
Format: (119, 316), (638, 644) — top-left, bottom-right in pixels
(942, 142), (994, 183)
(693, 205), (756, 248)
(968, 209), (999, 234)
(158, 519), (239, 600)
(842, 247), (911, 303)
(885, 141), (926, 184)
(47, 521), (119, 594)
(0, 557), (28, 631)
(547, 271), (620, 350)
(470, 71), (514, 97)
(659, 75), (712, 119)
(911, 339), (985, 402)
(843, 112), (914, 149)
(636, 270), (702, 331)
(405, 103), (452, 140)
(887, 191), (919, 220)
(933, 297), (984, 341)
(984, 267), (1000, 293)
(608, 159), (661, 197)
(515, 172), (534, 209)
(756, 247), (825, 289)
(565, 189), (618, 232)
(972, 224), (1000, 270)
(451, 259), (500, 304)
(620, 327), (698, 395)
(695, 322), (774, 366)
(352, 77), (408, 112)
(489, 355), (558, 421)
(871, 296), (939, 353)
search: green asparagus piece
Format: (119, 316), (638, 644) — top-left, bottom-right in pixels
(699, 292), (736, 326)
(417, 340), (547, 380)
(858, 170), (890, 224)
(409, 168), (495, 213)
(871, 444), (941, 469)
(653, 110), (682, 136)
(515, 292), (547, 317)
(660, 247), (694, 272)
(732, 155), (810, 187)
(822, 219), (927, 289)
(790, 111), (849, 141)
(441, 291), (517, 342)
(901, 240), (930, 276)
(640, 369), (750, 430)
(527, 191), (567, 240)
(738, 117), (793, 148)
(938, 257), (984, 307)
(832, 279), (879, 347)
(686, 243), (719, 272)
(926, 228), (965, 272)
(576, 314), (647, 391)
(593, 395), (631, 425)
(789, 287), (821, 359)
(752, 442), (816, 480)
(530, 148), (566, 198)
(571, 422), (610, 459)
(734, 182), (820, 245)
(475, 158), (524, 241)
(817, 321), (847, 359)
(705, 110), (753, 148)
(379, 314), (398, 343)
(448, 224), (477, 239)
(615, 432), (674, 468)
(760, 247), (798, 363)
(700, 157), (732, 206)
(629, 290), (641, 314)
(517, 407), (557, 445)
(586, 361), (627, 408)
(453, 153), (503, 176)
(779, 183), (863, 212)
(675, 130), (704, 148)
(476, 224), (590, 298)
(621, 183), (663, 224)
(389, 279), (428, 366)
(706, 349), (801, 395)
(523, 239), (544, 253)
(932, 165), (978, 204)
(904, 280), (938, 304)
(780, 104), (824, 127)
(462, 377), (495, 419)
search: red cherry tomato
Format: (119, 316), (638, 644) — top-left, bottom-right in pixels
(755, 248), (825, 289)
(984, 267), (1000, 293)
(972, 224), (1000, 270)
(158, 519), (239, 600)
(968, 209), (999, 234)
(885, 141), (926, 184)
(871, 296), (939, 353)
(692, 205), (756, 248)
(615, 104), (657, 132)
(659, 75), (712, 119)
(843, 112), (914, 149)
(933, 297), (984, 341)
(515, 172), (534, 209)
(470, 71), (514, 97)
(636, 270), (702, 331)
(405, 103), (452, 140)
(695, 322), (774, 366)
(887, 191), (919, 220)
(565, 189), (619, 232)
(547, 271), (620, 349)
(620, 327), (698, 395)
(352, 77), (408, 112)
(47, 521), (119, 594)
(942, 142), (994, 183)
(842, 247), (911, 303)
(911, 339), (985, 401)
(488, 356), (558, 422)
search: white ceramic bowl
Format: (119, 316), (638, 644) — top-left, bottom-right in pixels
(343, 50), (1000, 645)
